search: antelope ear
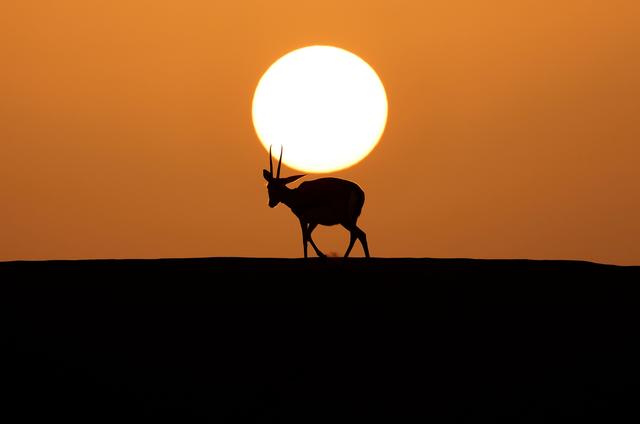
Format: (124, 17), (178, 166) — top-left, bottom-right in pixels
(262, 169), (272, 181)
(280, 174), (306, 185)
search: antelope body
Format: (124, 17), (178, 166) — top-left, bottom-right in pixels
(263, 147), (370, 258)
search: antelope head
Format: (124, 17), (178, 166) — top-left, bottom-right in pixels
(262, 146), (305, 208)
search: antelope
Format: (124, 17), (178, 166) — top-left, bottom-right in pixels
(263, 146), (370, 258)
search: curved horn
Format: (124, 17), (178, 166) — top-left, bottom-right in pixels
(277, 145), (283, 179)
(269, 145), (273, 176)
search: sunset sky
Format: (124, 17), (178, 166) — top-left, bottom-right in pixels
(2, 1), (639, 264)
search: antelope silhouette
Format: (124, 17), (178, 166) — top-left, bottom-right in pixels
(263, 146), (370, 258)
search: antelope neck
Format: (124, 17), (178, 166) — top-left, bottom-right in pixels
(280, 186), (299, 209)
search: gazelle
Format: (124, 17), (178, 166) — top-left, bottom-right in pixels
(263, 146), (370, 258)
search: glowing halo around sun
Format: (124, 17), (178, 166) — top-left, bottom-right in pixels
(252, 46), (388, 173)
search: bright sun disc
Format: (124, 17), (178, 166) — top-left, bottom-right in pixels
(252, 46), (388, 173)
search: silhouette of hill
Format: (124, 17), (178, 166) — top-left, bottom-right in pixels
(1, 258), (638, 422)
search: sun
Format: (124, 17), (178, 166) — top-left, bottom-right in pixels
(252, 46), (388, 173)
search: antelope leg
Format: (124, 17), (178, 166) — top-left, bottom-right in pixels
(306, 223), (326, 258)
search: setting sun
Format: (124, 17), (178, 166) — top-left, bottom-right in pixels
(252, 46), (388, 173)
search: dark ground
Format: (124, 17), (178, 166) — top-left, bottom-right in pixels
(1, 258), (639, 422)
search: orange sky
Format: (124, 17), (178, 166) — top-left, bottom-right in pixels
(2, 1), (639, 264)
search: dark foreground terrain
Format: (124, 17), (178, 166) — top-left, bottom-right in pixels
(1, 258), (639, 422)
